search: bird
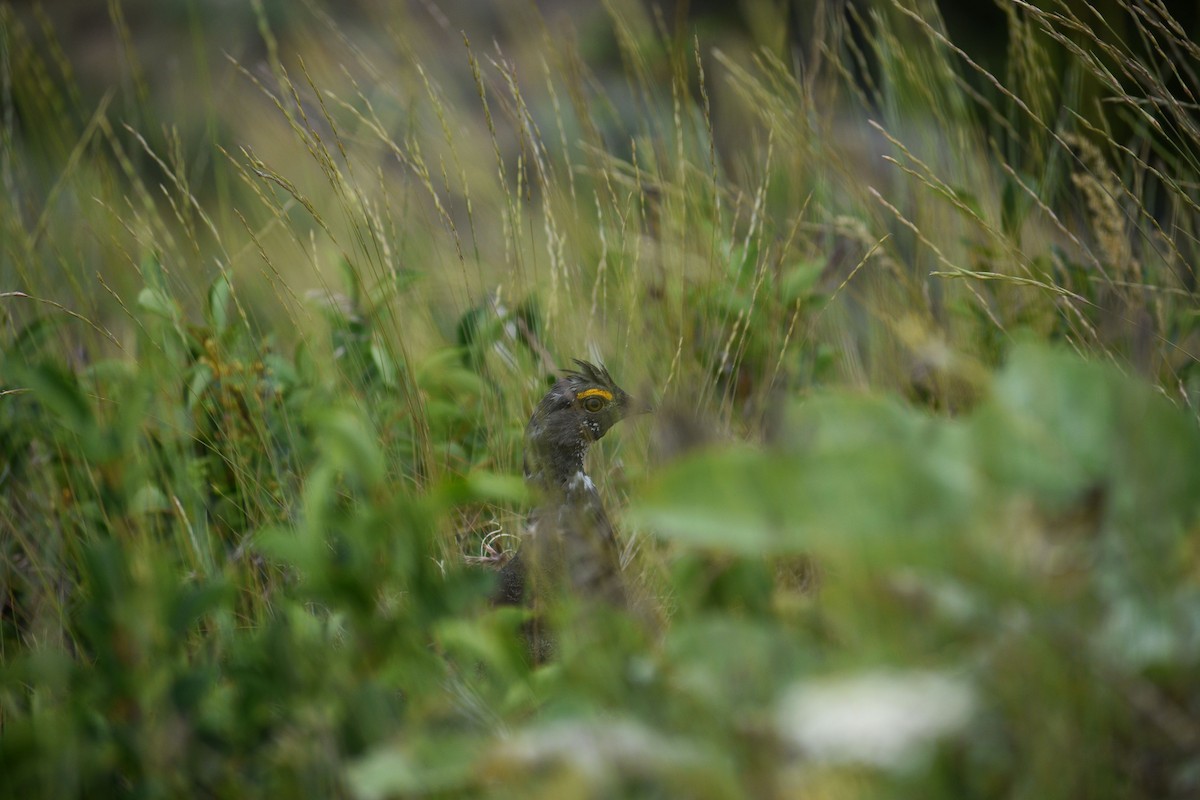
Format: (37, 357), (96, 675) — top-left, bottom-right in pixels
(493, 360), (635, 643)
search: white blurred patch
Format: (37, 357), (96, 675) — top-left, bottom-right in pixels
(776, 670), (975, 769)
(498, 718), (703, 780)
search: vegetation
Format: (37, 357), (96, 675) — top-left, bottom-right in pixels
(2, 0), (1199, 797)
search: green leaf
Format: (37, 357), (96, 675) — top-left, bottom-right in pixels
(130, 483), (170, 516)
(6, 317), (61, 362)
(312, 408), (386, 489)
(347, 737), (480, 799)
(632, 395), (977, 555)
(629, 446), (805, 554)
(168, 581), (230, 637)
(369, 340), (398, 388)
(438, 471), (530, 507)
(1001, 170), (1036, 237)
(256, 525), (323, 571)
(365, 267), (422, 315)
(137, 287), (182, 323)
(435, 615), (526, 675)
(780, 259), (824, 303)
(207, 273), (233, 334)
(294, 340), (319, 385)
(185, 362), (216, 410)
(20, 362), (94, 437)
(338, 259), (362, 306)
(977, 343), (1200, 525)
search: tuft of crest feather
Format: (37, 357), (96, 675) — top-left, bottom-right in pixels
(564, 359), (613, 389)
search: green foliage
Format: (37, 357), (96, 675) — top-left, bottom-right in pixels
(638, 343), (1200, 552)
(3, 1), (1200, 798)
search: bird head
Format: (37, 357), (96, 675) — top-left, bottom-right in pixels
(524, 360), (634, 487)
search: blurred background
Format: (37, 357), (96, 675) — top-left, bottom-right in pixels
(7, 0), (1200, 358)
(4, 2), (1200, 798)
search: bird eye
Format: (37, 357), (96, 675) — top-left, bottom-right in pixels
(582, 395), (606, 413)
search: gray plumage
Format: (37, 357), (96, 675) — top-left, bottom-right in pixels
(495, 361), (634, 616)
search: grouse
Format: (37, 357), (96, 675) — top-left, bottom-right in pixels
(494, 360), (634, 617)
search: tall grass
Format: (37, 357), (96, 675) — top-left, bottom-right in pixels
(2, 1), (1199, 797)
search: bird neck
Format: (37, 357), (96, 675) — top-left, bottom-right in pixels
(524, 441), (592, 494)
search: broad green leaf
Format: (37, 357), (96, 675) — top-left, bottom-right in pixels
(369, 340), (398, 388)
(462, 470), (530, 505)
(632, 395), (977, 554)
(185, 362), (216, 410)
(347, 737), (480, 799)
(629, 446), (804, 554)
(6, 316), (61, 361)
(780, 259), (824, 303)
(312, 408), (386, 489)
(129, 483), (170, 516)
(137, 287), (181, 323)
(20, 362), (94, 436)
(207, 273), (233, 334)
(978, 343), (1200, 525)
